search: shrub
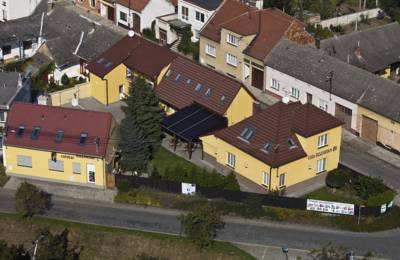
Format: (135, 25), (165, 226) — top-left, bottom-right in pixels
(116, 179), (131, 193)
(242, 194), (264, 218)
(355, 176), (387, 200)
(61, 74), (70, 86)
(180, 204), (224, 249)
(366, 190), (396, 207)
(223, 172), (240, 191)
(142, 28), (156, 41)
(15, 182), (52, 218)
(326, 170), (348, 189)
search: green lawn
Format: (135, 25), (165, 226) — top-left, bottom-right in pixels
(305, 187), (365, 205)
(0, 212), (255, 260)
(151, 147), (207, 175)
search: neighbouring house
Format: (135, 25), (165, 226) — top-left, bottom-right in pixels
(3, 103), (118, 188)
(201, 100), (343, 191)
(75, 0), (102, 14)
(0, 72), (31, 156)
(199, 1), (314, 91)
(155, 0), (223, 45)
(0, 0), (42, 22)
(86, 33), (177, 105)
(115, 0), (176, 33)
(264, 39), (400, 152)
(320, 23), (400, 80)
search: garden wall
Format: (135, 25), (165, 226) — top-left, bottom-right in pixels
(319, 8), (381, 28)
(49, 82), (90, 106)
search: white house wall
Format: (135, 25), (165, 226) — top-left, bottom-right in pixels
(1, 0), (41, 21)
(178, 0), (215, 41)
(155, 16), (178, 45)
(53, 64), (83, 85)
(141, 0), (175, 32)
(265, 66), (359, 130)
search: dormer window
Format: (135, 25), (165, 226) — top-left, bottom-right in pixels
(239, 127), (254, 141)
(195, 83), (202, 92)
(31, 127), (41, 140)
(17, 126), (25, 137)
(261, 142), (273, 153)
(79, 132), (88, 145)
(227, 33), (239, 46)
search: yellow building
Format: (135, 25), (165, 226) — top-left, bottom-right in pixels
(3, 103), (118, 189)
(201, 101), (343, 191)
(199, 1), (313, 90)
(86, 34), (177, 105)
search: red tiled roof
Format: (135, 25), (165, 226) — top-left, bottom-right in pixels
(5, 103), (112, 158)
(201, 1), (313, 60)
(117, 0), (150, 12)
(201, 0), (255, 42)
(86, 35), (177, 80)
(156, 56), (249, 115)
(215, 102), (343, 167)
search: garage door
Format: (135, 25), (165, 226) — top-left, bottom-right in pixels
(361, 115), (378, 143)
(335, 103), (352, 129)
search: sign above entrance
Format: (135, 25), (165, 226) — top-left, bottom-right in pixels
(306, 199), (354, 215)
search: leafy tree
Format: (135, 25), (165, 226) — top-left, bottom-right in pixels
(15, 182), (51, 218)
(122, 77), (163, 155)
(177, 26), (193, 55)
(119, 115), (152, 173)
(36, 228), (80, 260)
(355, 176), (387, 200)
(0, 240), (29, 260)
(309, 0), (337, 19)
(224, 172), (240, 191)
(180, 204), (224, 249)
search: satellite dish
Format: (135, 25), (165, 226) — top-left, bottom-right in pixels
(128, 30), (135, 38)
(71, 98), (78, 107)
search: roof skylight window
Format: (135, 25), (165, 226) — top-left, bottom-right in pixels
(288, 138), (297, 149)
(239, 127), (255, 141)
(165, 69), (172, 77)
(175, 74), (181, 81)
(55, 130), (64, 143)
(31, 127), (41, 140)
(105, 62), (113, 68)
(97, 57), (105, 64)
(16, 126), (25, 137)
(195, 83), (202, 92)
(261, 142), (273, 153)
(220, 95), (226, 104)
(186, 78), (191, 84)
(79, 132), (88, 145)
(205, 88), (212, 97)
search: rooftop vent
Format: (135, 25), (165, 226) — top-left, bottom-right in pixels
(288, 138), (297, 149)
(220, 95), (226, 104)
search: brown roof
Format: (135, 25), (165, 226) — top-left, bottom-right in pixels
(86, 35), (177, 80)
(156, 56), (249, 115)
(201, 1), (313, 60)
(201, 0), (255, 42)
(117, 0), (150, 12)
(215, 102), (343, 167)
(5, 103), (112, 158)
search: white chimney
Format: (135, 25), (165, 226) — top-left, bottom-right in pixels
(282, 96), (290, 104)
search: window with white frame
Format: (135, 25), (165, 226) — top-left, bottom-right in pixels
(227, 152), (236, 168)
(226, 33), (239, 46)
(0, 111), (5, 122)
(0, 135), (3, 150)
(263, 172), (269, 187)
(317, 158), (326, 174)
(317, 133), (328, 148)
(120, 11), (127, 22)
(279, 173), (286, 188)
(271, 79), (280, 90)
(205, 44), (216, 57)
(195, 11), (204, 22)
(17, 155), (32, 168)
(72, 162), (81, 174)
(291, 87), (300, 99)
(181, 6), (188, 21)
(90, 0), (95, 7)
(48, 159), (64, 172)
(319, 99), (328, 111)
(226, 53), (237, 67)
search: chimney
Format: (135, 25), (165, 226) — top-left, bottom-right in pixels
(315, 37), (321, 49)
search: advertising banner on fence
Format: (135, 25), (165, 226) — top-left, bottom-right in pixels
(182, 183), (196, 195)
(306, 199), (355, 215)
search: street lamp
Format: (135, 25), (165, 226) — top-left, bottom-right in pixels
(346, 250), (355, 260)
(282, 244), (289, 260)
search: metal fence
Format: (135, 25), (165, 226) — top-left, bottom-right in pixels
(115, 175), (392, 217)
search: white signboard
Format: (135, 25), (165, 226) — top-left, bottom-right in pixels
(307, 199), (355, 215)
(381, 204), (387, 214)
(182, 183), (196, 195)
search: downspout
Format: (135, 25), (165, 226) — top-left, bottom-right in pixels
(104, 78), (109, 106)
(269, 166), (273, 192)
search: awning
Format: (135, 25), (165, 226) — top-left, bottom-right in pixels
(162, 104), (227, 142)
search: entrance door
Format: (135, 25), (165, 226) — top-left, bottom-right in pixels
(87, 164), (96, 184)
(159, 29), (167, 45)
(306, 93), (312, 103)
(335, 103), (352, 129)
(361, 115), (378, 143)
(107, 6), (115, 21)
(132, 13), (141, 33)
(251, 67), (264, 90)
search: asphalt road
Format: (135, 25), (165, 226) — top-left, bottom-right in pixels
(0, 188), (398, 259)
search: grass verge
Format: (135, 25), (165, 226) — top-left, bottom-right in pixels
(305, 187), (365, 205)
(115, 187), (400, 233)
(0, 212), (254, 260)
